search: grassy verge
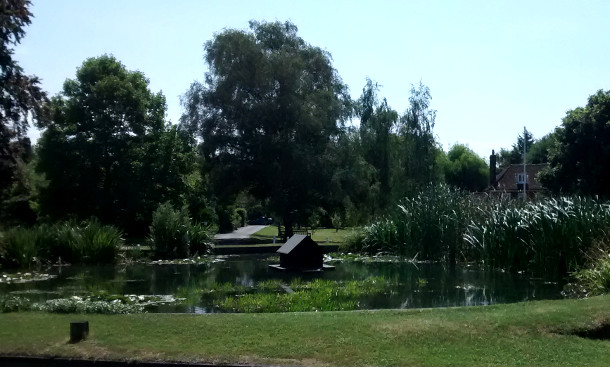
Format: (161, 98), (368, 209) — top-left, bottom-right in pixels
(250, 226), (354, 245)
(1, 296), (609, 366)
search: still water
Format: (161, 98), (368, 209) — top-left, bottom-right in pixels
(1, 255), (564, 313)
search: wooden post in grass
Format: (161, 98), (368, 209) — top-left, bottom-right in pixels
(70, 321), (89, 342)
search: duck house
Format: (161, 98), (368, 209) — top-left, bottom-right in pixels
(269, 234), (332, 271)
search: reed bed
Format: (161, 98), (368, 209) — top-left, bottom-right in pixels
(348, 184), (610, 277)
(0, 219), (123, 268)
(148, 203), (212, 259)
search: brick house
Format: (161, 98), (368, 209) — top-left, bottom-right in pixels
(488, 150), (548, 199)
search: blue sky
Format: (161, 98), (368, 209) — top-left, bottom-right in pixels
(16, 0), (610, 159)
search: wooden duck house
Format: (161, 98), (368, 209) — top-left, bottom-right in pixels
(269, 234), (332, 271)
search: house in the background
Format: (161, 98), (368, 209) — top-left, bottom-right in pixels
(488, 150), (548, 199)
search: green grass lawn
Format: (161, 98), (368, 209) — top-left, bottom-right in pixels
(250, 225), (354, 245)
(1, 296), (609, 366)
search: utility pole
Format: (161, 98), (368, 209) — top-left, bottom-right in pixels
(523, 126), (527, 201)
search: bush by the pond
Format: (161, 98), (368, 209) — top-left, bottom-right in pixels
(348, 184), (610, 276)
(0, 220), (123, 268)
(149, 203), (212, 259)
(564, 242), (610, 298)
(0, 295), (32, 312)
(0, 227), (42, 268)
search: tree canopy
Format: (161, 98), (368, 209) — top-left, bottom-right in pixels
(0, 0), (48, 207)
(540, 90), (610, 198)
(37, 55), (195, 233)
(444, 144), (488, 192)
(182, 21), (350, 236)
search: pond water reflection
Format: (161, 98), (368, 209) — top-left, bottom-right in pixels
(1, 254), (564, 313)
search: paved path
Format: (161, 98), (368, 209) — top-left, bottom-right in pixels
(214, 225), (269, 240)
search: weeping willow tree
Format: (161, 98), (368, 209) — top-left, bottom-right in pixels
(181, 21), (351, 237)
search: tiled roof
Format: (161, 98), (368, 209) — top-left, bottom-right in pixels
(493, 164), (548, 192)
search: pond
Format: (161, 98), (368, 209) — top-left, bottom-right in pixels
(0, 254), (564, 313)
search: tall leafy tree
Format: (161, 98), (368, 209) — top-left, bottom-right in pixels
(0, 0), (48, 209)
(444, 144), (488, 192)
(356, 79), (398, 210)
(328, 126), (379, 226)
(396, 82), (442, 195)
(182, 21), (350, 237)
(37, 55), (193, 233)
(526, 132), (555, 164)
(540, 90), (610, 198)
(497, 129), (534, 168)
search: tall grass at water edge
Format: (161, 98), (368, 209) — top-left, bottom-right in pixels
(346, 184), (610, 277)
(0, 219), (123, 268)
(344, 184), (479, 263)
(148, 203), (212, 259)
(465, 196), (610, 276)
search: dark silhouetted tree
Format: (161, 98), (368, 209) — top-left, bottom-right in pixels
(181, 21), (350, 237)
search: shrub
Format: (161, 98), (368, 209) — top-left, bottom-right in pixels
(0, 227), (41, 268)
(189, 222), (213, 256)
(71, 219), (122, 264)
(234, 208), (247, 228)
(564, 237), (610, 298)
(149, 203), (212, 259)
(339, 228), (366, 253)
(149, 203), (190, 258)
(0, 220), (122, 268)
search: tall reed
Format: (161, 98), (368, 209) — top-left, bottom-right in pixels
(149, 203), (212, 259)
(465, 197), (610, 276)
(351, 184), (476, 262)
(0, 220), (123, 268)
(350, 184), (610, 277)
(0, 227), (42, 268)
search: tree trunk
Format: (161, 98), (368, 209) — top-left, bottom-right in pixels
(283, 217), (294, 241)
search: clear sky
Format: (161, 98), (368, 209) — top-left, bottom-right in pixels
(15, 0), (610, 159)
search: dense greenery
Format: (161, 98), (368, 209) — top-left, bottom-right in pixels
(148, 202), (212, 259)
(346, 184), (610, 276)
(1, 1), (610, 292)
(564, 238), (610, 297)
(541, 89), (610, 198)
(36, 55), (199, 235)
(182, 21), (350, 237)
(0, 219), (122, 267)
(443, 144), (488, 191)
(0, 0), (49, 223)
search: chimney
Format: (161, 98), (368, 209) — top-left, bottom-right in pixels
(489, 150), (497, 188)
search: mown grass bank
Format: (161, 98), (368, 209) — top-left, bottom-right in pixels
(1, 296), (609, 367)
(248, 225), (353, 245)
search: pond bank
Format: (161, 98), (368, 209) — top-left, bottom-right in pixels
(0, 295), (609, 366)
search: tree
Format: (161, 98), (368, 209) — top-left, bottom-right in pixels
(527, 132), (555, 164)
(181, 21), (350, 237)
(0, 0), (48, 210)
(328, 126), (379, 226)
(37, 55), (194, 233)
(497, 129), (535, 168)
(395, 82), (442, 196)
(540, 90), (610, 198)
(444, 144), (488, 192)
(356, 79), (397, 210)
